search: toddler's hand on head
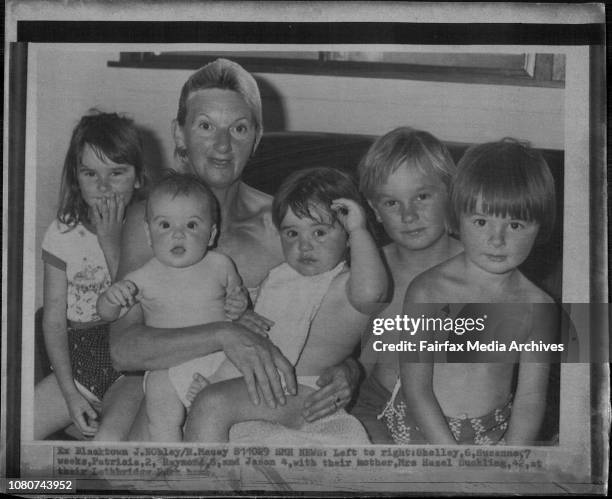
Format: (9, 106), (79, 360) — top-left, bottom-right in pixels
(224, 285), (249, 320)
(103, 280), (139, 307)
(331, 198), (367, 234)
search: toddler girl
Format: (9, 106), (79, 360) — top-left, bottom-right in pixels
(352, 127), (463, 443)
(34, 111), (146, 439)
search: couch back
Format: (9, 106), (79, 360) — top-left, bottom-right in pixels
(243, 132), (564, 301)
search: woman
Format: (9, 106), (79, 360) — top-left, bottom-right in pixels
(107, 59), (356, 440)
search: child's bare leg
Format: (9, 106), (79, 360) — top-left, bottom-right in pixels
(183, 378), (314, 443)
(94, 374), (144, 441)
(145, 369), (185, 442)
(127, 400), (150, 441)
(34, 373), (72, 439)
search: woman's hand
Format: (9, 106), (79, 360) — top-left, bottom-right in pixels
(65, 391), (99, 438)
(236, 310), (274, 337)
(302, 358), (361, 422)
(218, 322), (295, 409)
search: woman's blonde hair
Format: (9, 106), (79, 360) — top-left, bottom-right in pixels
(174, 58), (263, 162)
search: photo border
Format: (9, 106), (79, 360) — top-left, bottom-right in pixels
(3, 2), (608, 496)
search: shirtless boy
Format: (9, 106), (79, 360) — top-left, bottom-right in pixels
(389, 139), (558, 445)
(352, 127), (463, 443)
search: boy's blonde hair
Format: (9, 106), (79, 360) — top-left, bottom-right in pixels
(358, 127), (456, 199)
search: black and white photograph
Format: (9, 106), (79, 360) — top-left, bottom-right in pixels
(2, 1), (608, 496)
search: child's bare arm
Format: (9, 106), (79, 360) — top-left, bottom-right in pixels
(504, 363), (550, 445)
(332, 198), (389, 314)
(399, 361), (457, 445)
(399, 281), (456, 444)
(505, 304), (557, 444)
(93, 193), (127, 280)
(97, 280), (138, 322)
(42, 263), (99, 436)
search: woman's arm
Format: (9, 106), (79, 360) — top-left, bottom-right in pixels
(110, 304), (295, 408)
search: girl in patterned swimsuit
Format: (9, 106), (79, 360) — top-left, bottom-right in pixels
(383, 139), (558, 445)
(34, 111), (147, 439)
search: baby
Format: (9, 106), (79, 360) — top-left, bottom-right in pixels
(184, 166), (389, 443)
(97, 172), (248, 441)
(389, 139), (559, 445)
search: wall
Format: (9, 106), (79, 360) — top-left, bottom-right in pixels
(32, 47), (565, 307)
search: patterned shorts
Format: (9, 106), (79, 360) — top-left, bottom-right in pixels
(351, 376), (395, 444)
(380, 390), (512, 445)
(68, 324), (122, 401)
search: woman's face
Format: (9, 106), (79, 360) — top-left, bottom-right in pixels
(176, 88), (258, 190)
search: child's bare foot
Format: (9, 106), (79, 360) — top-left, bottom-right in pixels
(186, 373), (209, 404)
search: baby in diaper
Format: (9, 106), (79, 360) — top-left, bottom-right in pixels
(97, 171), (248, 441)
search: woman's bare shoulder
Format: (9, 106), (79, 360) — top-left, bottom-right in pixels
(235, 183), (278, 232)
(239, 182), (274, 213)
